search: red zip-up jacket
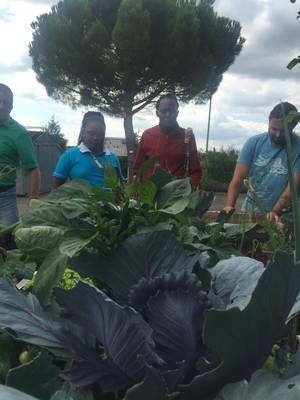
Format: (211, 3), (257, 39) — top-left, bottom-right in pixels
(133, 124), (202, 190)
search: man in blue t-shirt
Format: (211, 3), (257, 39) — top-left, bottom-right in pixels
(224, 102), (300, 222)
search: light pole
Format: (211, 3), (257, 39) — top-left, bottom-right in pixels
(206, 95), (213, 153)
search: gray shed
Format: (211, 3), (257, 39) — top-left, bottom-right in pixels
(17, 130), (63, 195)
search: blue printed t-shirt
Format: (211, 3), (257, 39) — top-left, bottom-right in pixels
(53, 143), (124, 188)
(238, 132), (300, 213)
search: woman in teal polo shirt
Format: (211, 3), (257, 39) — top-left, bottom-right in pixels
(53, 111), (124, 188)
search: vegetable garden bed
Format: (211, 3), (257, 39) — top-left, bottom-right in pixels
(0, 159), (300, 400)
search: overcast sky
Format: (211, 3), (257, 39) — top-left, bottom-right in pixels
(1, 0), (300, 150)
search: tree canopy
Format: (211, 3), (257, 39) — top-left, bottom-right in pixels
(287, 0), (300, 69)
(42, 115), (67, 150)
(29, 0), (244, 171)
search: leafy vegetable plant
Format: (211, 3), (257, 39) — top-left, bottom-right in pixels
(0, 232), (299, 399)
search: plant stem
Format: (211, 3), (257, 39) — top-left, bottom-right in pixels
(281, 104), (300, 262)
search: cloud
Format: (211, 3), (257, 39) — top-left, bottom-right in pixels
(2, 0), (300, 152)
(0, 55), (31, 74)
(0, 7), (14, 22)
(216, 0), (300, 81)
(12, 0), (56, 5)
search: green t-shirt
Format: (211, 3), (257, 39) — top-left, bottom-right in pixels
(0, 117), (38, 186)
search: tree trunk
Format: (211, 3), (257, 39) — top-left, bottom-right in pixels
(123, 111), (136, 181)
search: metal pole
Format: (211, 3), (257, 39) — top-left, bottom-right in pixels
(206, 95), (213, 153)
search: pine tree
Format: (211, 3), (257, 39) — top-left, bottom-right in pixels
(42, 115), (67, 150)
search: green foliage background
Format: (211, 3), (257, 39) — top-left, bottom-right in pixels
(201, 148), (239, 192)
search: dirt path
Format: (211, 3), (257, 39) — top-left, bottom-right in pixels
(17, 192), (246, 216)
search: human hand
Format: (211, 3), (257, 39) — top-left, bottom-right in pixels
(267, 210), (280, 223)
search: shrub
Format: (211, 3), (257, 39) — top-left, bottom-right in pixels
(201, 148), (240, 192)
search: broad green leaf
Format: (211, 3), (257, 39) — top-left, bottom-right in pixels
(180, 251), (300, 399)
(104, 161), (120, 190)
(71, 231), (200, 304)
(124, 183), (139, 196)
(138, 181), (157, 206)
(0, 332), (17, 381)
(125, 181), (157, 206)
(28, 199), (49, 209)
(287, 57), (300, 70)
(59, 235), (97, 258)
(21, 207), (69, 228)
(148, 167), (175, 189)
(33, 249), (68, 305)
(91, 187), (115, 202)
(61, 199), (90, 219)
(135, 155), (159, 179)
(178, 225), (211, 245)
(0, 249), (35, 284)
(223, 223), (257, 239)
(215, 369), (300, 400)
(46, 180), (91, 202)
(0, 222), (19, 237)
(15, 226), (65, 261)
(6, 352), (59, 400)
(136, 220), (175, 234)
(187, 191), (214, 216)
(156, 178), (191, 214)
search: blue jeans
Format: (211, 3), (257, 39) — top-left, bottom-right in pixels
(0, 187), (19, 225)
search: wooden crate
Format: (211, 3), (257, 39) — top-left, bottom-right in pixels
(203, 211), (265, 224)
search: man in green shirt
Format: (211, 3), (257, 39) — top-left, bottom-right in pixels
(0, 84), (40, 224)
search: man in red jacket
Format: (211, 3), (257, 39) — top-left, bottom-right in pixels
(133, 94), (202, 190)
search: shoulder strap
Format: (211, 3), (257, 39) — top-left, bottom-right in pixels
(90, 154), (104, 170)
(184, 128), (193, 177)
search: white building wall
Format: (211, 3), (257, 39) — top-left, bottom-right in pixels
(105, 137), (127, 157)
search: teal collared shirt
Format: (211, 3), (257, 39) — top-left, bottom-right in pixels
(53, 143), (124, 188)
(0, 117), (38, 186)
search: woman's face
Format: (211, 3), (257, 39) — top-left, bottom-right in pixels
(83, 121), (105, 153)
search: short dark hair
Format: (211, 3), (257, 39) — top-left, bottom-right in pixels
(269, 102), (298, 130)
(156, 94), (179, 110)
(78, 111), (106, 144)
(0, 84), (13, 103)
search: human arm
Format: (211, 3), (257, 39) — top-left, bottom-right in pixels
(52, 150), (71, 189)
(224, 137), (256, 212)
(27, 167), (40, 201)
(16, 129), (39, 200)
(223, 163), (249, 212)
(188, 131), (202, 190)
(52, 176), (65, 188)
(267, 172), (300, 222)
